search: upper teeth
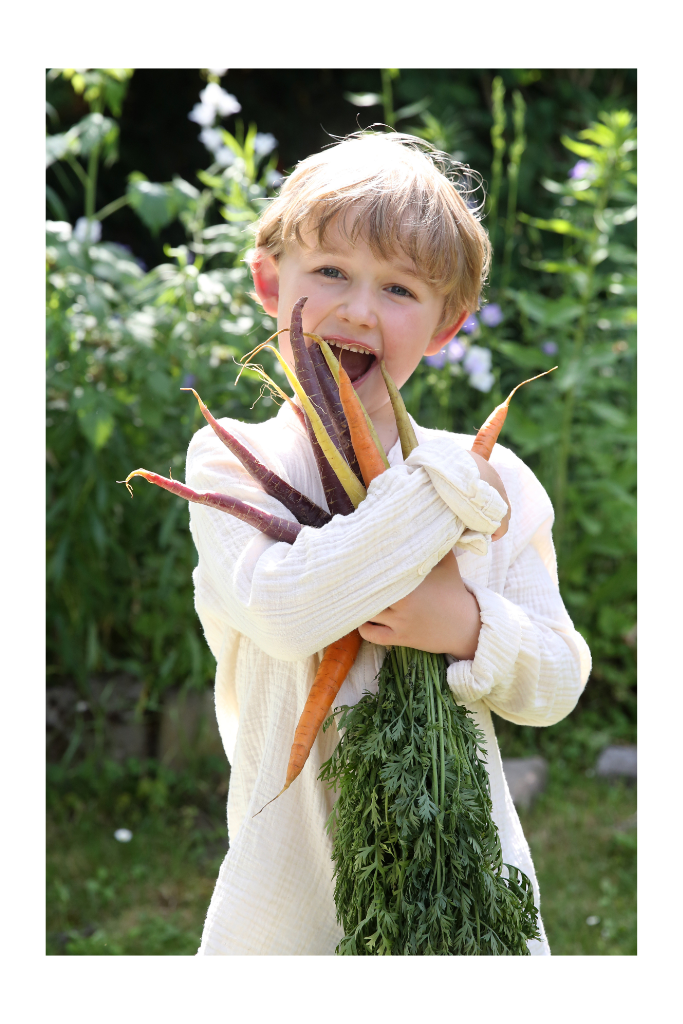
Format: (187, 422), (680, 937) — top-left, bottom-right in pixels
(336, 343), (373, 355)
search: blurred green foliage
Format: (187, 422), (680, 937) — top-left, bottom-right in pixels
(46, 69), (636, 746)
(47, 72), (285, 710)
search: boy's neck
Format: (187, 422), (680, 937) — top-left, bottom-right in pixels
(370, 403), (400, 455)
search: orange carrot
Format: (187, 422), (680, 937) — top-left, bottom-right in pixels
(337, 359), (387, 487)
(471, 367), (558, 461)
(254, 629), (362, 815)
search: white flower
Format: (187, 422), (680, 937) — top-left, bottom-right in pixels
(189, 102), (216, 127)
(463, 345), (492, 377)
(74, 217), (102, 244)
(253, 132), (277, 157)
(199, 127), (223, 153)
(468, 370), (495, 393)
(114, 828), (133, 843)
(215, 146), (235, 168)
(46, 221), (72, 242)
(199, 82), (241, 117)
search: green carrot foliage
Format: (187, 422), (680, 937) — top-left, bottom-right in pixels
(320, 647), (540, 955)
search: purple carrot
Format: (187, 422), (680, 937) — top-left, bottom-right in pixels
(181, 388), (331, 530)
(308, 341), (363, 484)
(120, 469), (302, 545)
(289, 297), (354, 516)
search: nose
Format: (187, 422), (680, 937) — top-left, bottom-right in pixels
(336, 284), (378, 330)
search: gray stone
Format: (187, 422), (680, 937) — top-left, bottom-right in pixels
(47, 675), (148, 763)
(501, 756), (548, 811)
(158, 688), (226, 769)
(596, 745), (637, 779)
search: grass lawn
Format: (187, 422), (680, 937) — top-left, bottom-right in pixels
(47, 753), (635, 955)
(517, 771), (636, 955)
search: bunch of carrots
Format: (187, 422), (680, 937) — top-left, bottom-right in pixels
(122, 296), (555, 953)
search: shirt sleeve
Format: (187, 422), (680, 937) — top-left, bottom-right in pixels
(446, 507), (592, 728)
(187, 424), (509, 662)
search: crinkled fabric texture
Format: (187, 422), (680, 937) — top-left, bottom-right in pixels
(186, 402), (591, 956)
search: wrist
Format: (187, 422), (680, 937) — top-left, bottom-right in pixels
(446, 585), (481, 661)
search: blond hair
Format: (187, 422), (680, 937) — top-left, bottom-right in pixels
(252, 130), (492, 332)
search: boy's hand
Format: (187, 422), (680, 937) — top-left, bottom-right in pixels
(467, 451), (510, 541)
(358, 551), (482, 660)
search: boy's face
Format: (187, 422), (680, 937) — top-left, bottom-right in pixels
(252, 212), (466, 425)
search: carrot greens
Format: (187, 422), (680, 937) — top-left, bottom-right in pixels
(320, 649), (540, 955)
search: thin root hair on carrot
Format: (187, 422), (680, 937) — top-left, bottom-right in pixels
(240, 328), (290, 366)
(253, 785), (289, 818)
(505, 366), (558, 402)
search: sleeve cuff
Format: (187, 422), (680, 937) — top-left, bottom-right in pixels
(446, 579), (522, 704)
(405, 437), (508, 536)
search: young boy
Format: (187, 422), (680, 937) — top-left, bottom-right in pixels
(187, 132), (591, 956)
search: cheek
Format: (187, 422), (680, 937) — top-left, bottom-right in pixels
(384, 318), (433, 370)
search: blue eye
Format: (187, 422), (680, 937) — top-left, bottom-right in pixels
(388, 284), (412, 297)
(319, 267), (344, 279)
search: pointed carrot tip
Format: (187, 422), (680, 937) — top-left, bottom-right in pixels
(180, 387), (202, 405)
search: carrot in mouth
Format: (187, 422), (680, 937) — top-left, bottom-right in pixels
(287, 297), (355, 516)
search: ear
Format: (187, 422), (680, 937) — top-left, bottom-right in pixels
(251, 249), (280, 316)
(424, 310), (470, 356)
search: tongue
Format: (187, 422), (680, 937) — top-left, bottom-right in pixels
(332, 346), (374, 382)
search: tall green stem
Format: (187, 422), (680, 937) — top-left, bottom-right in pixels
(553, 164), (615, 554)
(381, 68), (398, 128)
(85, 143), (100, 221)
(93, 193), (131, 222)
(501, 90), (526, 289)
(487, 76), (507, 257)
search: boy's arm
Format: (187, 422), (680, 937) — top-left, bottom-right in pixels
(363, 447), (590, 727)
(447, 455), (591, 727)
(187, 426), (508, 662)
(448, 517), (591, 727)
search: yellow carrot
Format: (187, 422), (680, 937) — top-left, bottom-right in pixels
(243, 344), (367, 508)
(380, 360), (419, 460)
(311, 336), (390, 471)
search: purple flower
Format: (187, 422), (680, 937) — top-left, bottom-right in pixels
(541, 341), (558, 355)
(446, 339), (465, 363)
(460, 314), (479, 335)
(424, 350), (446, 369)
(569, 160), (592, 180)
(182, 373), (196, 388)
(479, 303), (504, 328)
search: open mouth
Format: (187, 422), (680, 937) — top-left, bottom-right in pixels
(326, 342), (377, 386)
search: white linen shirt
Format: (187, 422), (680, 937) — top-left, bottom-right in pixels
(186, 400), (591, 956)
